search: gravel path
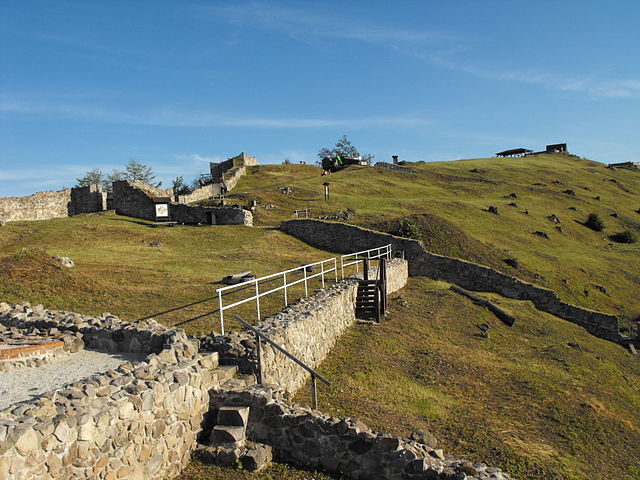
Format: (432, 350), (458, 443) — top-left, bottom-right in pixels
(0, 350), (147, 411)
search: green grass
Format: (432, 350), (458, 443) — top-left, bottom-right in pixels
(294, 278), (640, 480)
(176, 460), (343, 480)
(2, 155), (639, 480)
(231, 155), (640, 317)
(0, 211), (338, 334)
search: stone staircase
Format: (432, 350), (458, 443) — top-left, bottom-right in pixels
(193, 366), (273, 471)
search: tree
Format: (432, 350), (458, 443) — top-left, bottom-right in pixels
(317, 135), (374, 164)
(172, 176), (193, 196)
(282, 158), (292, 165)
(125, 159), (161, 187)
(75, 168), (105, 188)
(104, 169), (125, 191)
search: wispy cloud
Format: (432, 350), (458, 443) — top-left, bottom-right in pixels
(204, 2), (640, 100)
(0, 93), (433, 129)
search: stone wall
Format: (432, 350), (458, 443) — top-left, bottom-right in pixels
(176, 184), (221, 204)
(70, 185), (108, 215)
(0, 189), (72, 222)
(0, 185), (108, 224)
(207, 387), (514, 480)
(170, 204), (253, 226)
(374, 162), (417, 174)
(112, 180), (157, 221)
(281, 219), (628, 344)
(0, 302), (220, 480)
(112, 180), (252, 225)
(202, 259), (408, 394)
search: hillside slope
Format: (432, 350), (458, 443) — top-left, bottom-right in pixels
(232, 155), (640, 318)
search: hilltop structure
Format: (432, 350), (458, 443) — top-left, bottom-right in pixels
(609, 161), (640, 171)
(496, 143), (568, 157)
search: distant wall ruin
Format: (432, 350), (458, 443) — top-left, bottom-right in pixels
(0, 185), (107, 223)
(281, 219), (628, 345)
(112, 180), (253, 226)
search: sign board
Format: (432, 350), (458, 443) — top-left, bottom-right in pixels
(155, 204), (169, 218)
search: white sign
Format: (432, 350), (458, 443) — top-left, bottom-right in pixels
(155, 204), (169, 218)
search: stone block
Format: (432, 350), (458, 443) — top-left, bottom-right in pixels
(217, 406), (250, 427)
(240, 443), (273, 471)
(212, 425), (246, 445)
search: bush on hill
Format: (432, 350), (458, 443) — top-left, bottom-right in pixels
(585, 213), (605, 231)
(610, 230), (638, 243)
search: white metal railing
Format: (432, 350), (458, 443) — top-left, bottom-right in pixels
(340, 244), (392, 280)
(215, 243), (392, 334)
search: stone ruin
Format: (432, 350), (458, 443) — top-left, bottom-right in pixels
(0, 152), (257, 227)
(0, 259), (516, 480)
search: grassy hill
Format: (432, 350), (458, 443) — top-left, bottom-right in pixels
(1, 153), (639, 480)
(232, 155), (640, 321)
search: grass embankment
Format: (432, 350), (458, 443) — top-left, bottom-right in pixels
(294, 278), (640, 480)
(232, 156), (640, 318)
(0, 212), (338, 334)
(176, 461), (342, 480)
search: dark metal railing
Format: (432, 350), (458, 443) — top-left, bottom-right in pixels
(235, 315), (331, 409)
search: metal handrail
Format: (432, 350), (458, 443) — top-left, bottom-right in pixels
(236, 315), (330, 409)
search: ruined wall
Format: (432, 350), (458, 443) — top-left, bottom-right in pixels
(202, 259), (408, 394)
(112, 180), (157, 221)
(169, 204), (253, 226)
(176, 183), (221, 204)
(281, 219), (626, 344)
(0, 189), (72, 222)
(208, 387), (514, 480)
(0, 302), (218, 480)
(222, 166), (246, 192)
(70, 184), (108, 215)
(209, 153), (258, 191)
(0, 185), (107, 223)
(374, 162), (416, 173)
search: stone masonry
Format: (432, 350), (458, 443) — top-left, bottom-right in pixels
(281, 219), (630, 345)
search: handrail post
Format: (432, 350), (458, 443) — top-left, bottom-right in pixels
(341, 257), (344, 280)
(218, 290), (225, 335)
(255, 280), (261, 321)
(334, 258), (338, 283)
(283, 272), (288, 306)
(311, 375), (318, 410)
(255, 334), (263, 385)
(303, 267), (308, 296)
(320, 261), (325, 288)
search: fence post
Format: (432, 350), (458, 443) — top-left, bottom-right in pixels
(255, 280), (261, 321)
(283, 272), (288, 306)
(311, 375), (318, 410)
(256, 334), (263, 385)
(218, 290), (225, 335)
(321, 261), (325, 288)
(341, 257), (344, 280)
(334, 258), (338, 283)
(303, 267), (308, 296)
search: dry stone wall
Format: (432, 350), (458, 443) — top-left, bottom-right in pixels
(207, 387), (514, 480)
(176, 184), (221, 204)
(0, 302), (221, 480)
(281, 219), (628, 345)
(112, 180), (252, 226)
(202, 259), (408, 394)
(0, 185), (108, 224)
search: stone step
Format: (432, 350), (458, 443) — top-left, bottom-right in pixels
(212, 425), (246, 444)
(217, 406), (250, 427)
(216, 365), (238, 382)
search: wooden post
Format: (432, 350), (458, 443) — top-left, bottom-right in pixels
(363, 258), (369, 281)
(256, 334), (263, 385)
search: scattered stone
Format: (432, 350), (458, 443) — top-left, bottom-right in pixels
(487, 205), (499, 215)
(568, 206), (577, 211)
(52, 256), (74, 268)
(547, 214), (561, 223)
(610, 212), (618, 218)
(504, 193), (518, 199)
(504, 257), (519, 269)
(592, 284), (608, 294)
(533, 231), (550, 239)
(240, 443), (273, 471)
(532, 182), (547, 186)
(594, 196), (601, 201)
(148, 241), (162, 247)
(563, 189), (577, 196)
(507, 202), (518, 207)
(555, 226), (563, 233)
(470, 168), (486, 173)
(522, 209), (529, 215)
(410, 429), (438, 448)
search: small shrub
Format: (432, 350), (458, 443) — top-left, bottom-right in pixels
(610, 231), (637, 243)
(397, 218), (421, 240)
(585, 213), (605, 231)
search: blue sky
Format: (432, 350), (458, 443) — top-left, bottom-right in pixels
(1, 1), (639, 196)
